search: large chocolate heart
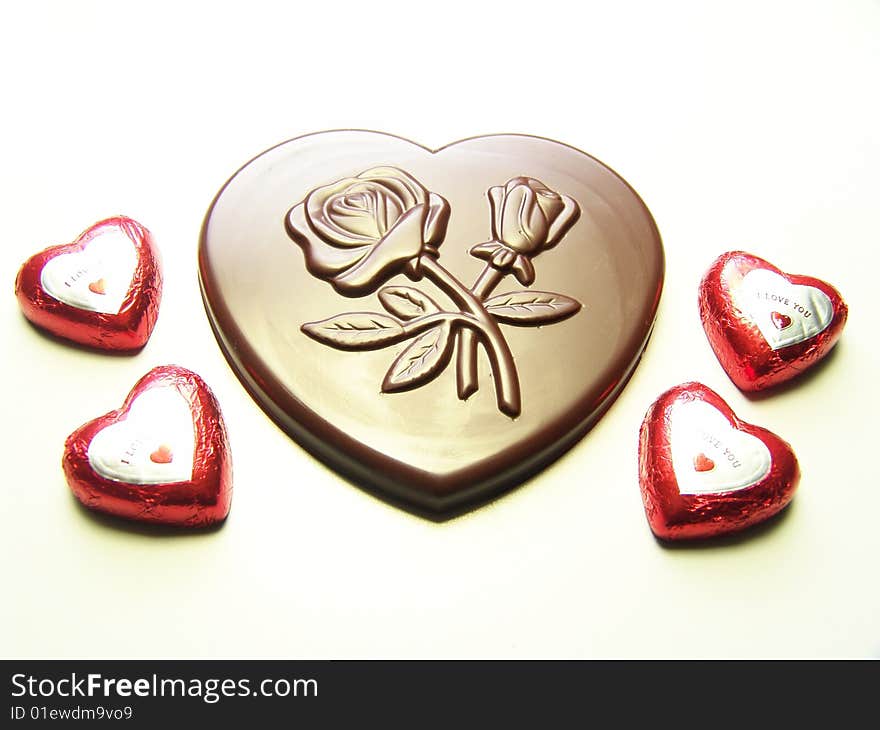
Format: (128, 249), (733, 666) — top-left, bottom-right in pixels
(199, 131), (663, 516)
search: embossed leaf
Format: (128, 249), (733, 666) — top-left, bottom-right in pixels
(302, 313), (405, 350)
(378, 286), (442, 320)
(382, 323), (454, 392)
(484, 291), (581, 325)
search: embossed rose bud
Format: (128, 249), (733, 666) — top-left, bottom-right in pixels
(285, 166), (450, 297)
(470, 177), (580, 285)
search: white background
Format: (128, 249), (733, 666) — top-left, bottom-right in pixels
(2, 0), (878, 658)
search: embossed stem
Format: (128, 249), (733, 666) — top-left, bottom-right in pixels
(456, 264), (505, 400)
(399, 311), (482, 340)
(420, 257), (521, 417)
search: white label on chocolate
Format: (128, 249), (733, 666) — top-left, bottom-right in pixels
(670, 400), (771, 495)
(88, 387), (195, 485)
(40, 229), (138, 314)
(732, 269), (833, 350)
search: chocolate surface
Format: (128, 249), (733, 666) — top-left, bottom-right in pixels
(199, 131), (663, 516)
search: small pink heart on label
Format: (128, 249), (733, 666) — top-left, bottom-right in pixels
(88, 278), (106, 295)
(150, 444), (173, 464)
(693, 453), (715, 472)
(771, 311), (792, 330)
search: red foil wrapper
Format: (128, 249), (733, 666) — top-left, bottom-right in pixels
(699, 251), (847, 391)
(638, 382), (799, 541)
(15, 216), (162, 351)
(63, 365), (232, 527)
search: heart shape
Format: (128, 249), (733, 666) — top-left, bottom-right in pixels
(150, 445), (174, 464)
(63, 365), (232, 527)
(199, 130), (664, 516)
(669, 399), (772, 495)
(692, 453), (715, 473)
(638, 382), (799, 540)
(699, 251), (846, 391)
(770, 311), (792, 331)
(15, 217), (162, 351)
(87, 386), (195, 485)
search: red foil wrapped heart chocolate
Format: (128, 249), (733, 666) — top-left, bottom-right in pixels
(699, 251), (847, 391)
(638, 382), (799, 541)
(15, 216), (162, 351)
(63, 365), (232, 527)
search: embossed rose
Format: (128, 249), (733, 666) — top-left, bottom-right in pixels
(285, 166), (451, 297)
(470, 177), (580, 285)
